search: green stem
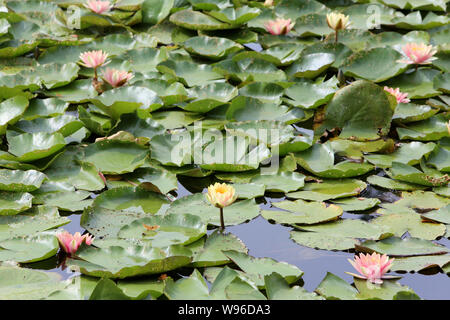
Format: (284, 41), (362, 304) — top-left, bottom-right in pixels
(220, 207), (225, 231)
(335, 30), (338, 44)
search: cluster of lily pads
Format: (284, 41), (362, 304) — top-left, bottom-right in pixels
(0, 0), (449, 300)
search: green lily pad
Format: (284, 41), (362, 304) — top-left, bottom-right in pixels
(290, 219), (389, 251)
(0, 192), (33, 215)
(0, 266), (65, 300)
(183, 36), (243, 60)
(316, 80), (394, 140)
(91, 86), (163, 120)
(315, 272), (359, 300)
(157, 59), (223, 87)
(284, 77), (338, 109)
(166, 193), (260, 227)
(117, 214), (207, 247)
(183, 82), (238, 113)
(422, 205), (450, 224)
(366, 175), (426, 191)
(371, 211), (446, 240)
(21, 98), (68, 121)
(390, 255), (450, 272)
(330, 138), (395, 160)
(142, 0), (174, 25)
(13, 115), (83, 137)
(0, 169), (46, 192)
(213, 58), (286, 83)
(32, 190), (93, 212)
(262, 200), (342, 225)
(165, 267), (266, 300)
(265, 272), (323, 300)
(288, 179), (367, 201)
(365, 141), (436, 168)
(342, 48), (408, 82)
(354, 278), (419, 300)
(199, 135), (271, 172)
(249, 171), (305, 193)
(397, 114), (450, 141)
(393, 103), (439, 123)
(208, 6), (260, 25)
(394, 191), (450, 210)
(220, 250), (303, 288)
(169, 9), (234, 31)
(83, 140), (148, 175)
(0, 233), (58, 263)
(238, 82), (285, 104)
(356, 237), (449, 257)
(92, 187), (169, 214)
(116, 278), (165, 300)
(331, 197), (381, 212)
(226, 96), (312, 124)
(294, 143), (374, 178)
(67, 244), (193, 279)
(0, 206), (69, 242)
(46, 79), (98, 103)
(382, 68), (442, 99)
(287, 53), (334, 79)
(7, 131), (66, 162)
(0, 95), (29, 134)
(389, 162), (449, 187)
(188, 231), (248, 267)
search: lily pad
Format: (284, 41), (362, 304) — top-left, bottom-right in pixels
(356, 237), (449, 257)
(342, 48), (408, 82)
(67, 244), (193, 279)
(165, 193), (260, 227)
(0, 233), (59, 263)
(83, 140), (148, 175)
(262, 200), (343, 225)
(288, 179), (367, 201)
(0, 192), (33, 215)
(0, 169), (46, 192)
(91, 86), (163, 120)
(188, 231), (248, 267)
(287, 53), (334, 79)
(316, 80), (394, 140)
(183, 36), (243, 60)
(265, 272), (323, 300)
(117, 214), (207, 247)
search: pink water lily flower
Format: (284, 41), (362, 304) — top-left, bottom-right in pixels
(84, 0), (112, 14)
(264, 18), (295, 35)
(397, 43), (437, 65)
(56, 231), (94, 256)
(347, 252), (395, 284)
(384, 86), (410, 104)
(79, 50), (109, 69)
(102, 68), (134, 87)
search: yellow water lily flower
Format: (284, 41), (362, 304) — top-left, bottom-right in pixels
(206, 183), (237, 208)
(326, 12), (350, 31)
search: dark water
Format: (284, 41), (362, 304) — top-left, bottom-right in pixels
(39, 180), (449, 300)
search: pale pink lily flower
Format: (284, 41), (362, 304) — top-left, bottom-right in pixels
(56, 231), (94, 256)
(397, 43), (437, 65)
(384, 86), (410, 104)
(264, 18), (295, 35)
(102, 68), (134, 88)
(84, 0), (112, 14)
(347, 252), (395, 284)
(79, 50), (109, 69)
